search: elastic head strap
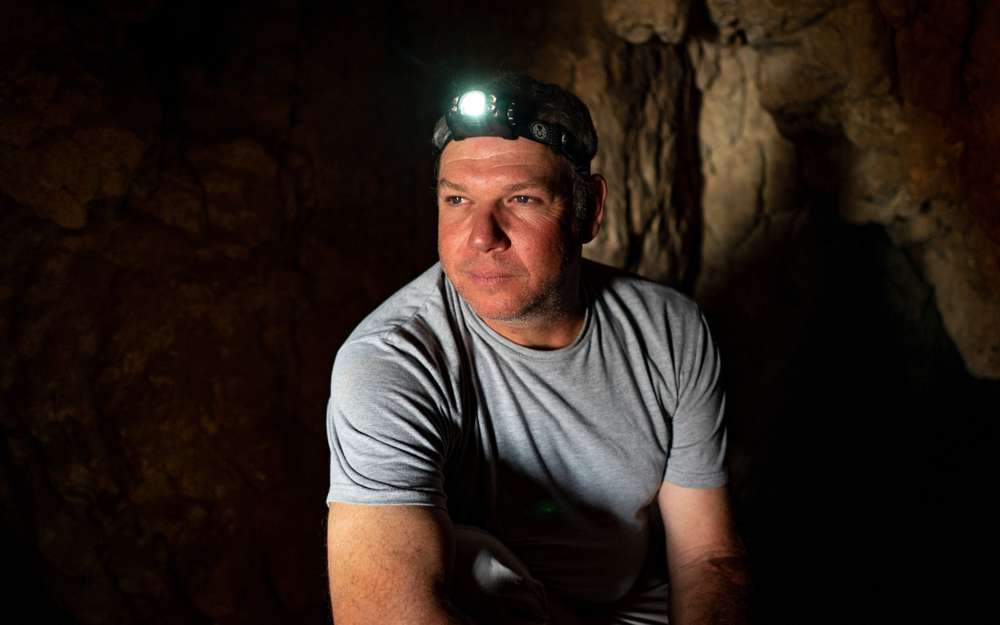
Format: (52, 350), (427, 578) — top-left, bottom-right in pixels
(443, 90), (591, 174)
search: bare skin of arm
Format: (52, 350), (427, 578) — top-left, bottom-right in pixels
(327, 502), (471, 625)
(658, 483), (752, 625)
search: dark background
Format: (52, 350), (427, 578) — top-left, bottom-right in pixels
(1, 1), (997, 624)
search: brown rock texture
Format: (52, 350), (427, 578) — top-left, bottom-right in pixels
(528, 3), (702, 287)
(1, 1), (997, 625)
(683, 0), (1000, 379)
(532, 0), (1000, 380)
(601, 0), (692, 43)
(0, 3), (155, 230)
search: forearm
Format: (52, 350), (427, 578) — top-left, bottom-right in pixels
(331, 578), (474, 625)
(667, 552), (751, 625)
(332, 602), (471, 625)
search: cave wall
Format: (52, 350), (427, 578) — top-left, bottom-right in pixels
(1, 1), (997, 624)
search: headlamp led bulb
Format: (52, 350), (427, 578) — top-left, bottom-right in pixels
(456, 90), (492, 117)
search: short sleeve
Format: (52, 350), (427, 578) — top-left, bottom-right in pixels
(326, 338), (452, 508)
(663, 310), (729, 488)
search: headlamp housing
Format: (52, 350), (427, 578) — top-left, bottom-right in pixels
(444, 89), (591, 174)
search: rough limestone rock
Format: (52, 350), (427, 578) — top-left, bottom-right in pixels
(601, 0), (691, 44)
(129, 145), (207, 238)
(693, 0), (1000, 379)
(586, 42), (695, 286)
(0, 125), (147, 230)
(839, 1), (1000, 379)
(532, 3), (697, 286)
(920, 203), (1000, 376)
(684, 38), (813, 496)
(754, 0), (893, 131)
(688, 40), (799, 304)
(0, 7), (156, 230)
(707, 0), (844, 42)
(186, 140), (282, 249)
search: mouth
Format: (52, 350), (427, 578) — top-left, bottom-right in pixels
(459, 267), (518, 287)
(464, 271), (516, 285)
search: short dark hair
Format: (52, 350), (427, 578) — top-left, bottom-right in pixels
(431, 73), (599, 222)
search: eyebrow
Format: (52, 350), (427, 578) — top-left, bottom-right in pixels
(504, 180), (555, 194)
(437, 178), (556, 194)
(437, 179), (468, 192)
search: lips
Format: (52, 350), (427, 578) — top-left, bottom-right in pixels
(458, 262), (521, 284)
(465, 271), (515, 285)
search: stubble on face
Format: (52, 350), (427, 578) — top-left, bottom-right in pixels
(478, 218), (579, 326)
(437, 227), (580, 327)
(436, 138), (586, 339)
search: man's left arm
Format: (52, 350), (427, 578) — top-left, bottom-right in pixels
(657, 481), (751, 625)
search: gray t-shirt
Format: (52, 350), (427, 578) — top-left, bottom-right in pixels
(326, 260), (728, 602)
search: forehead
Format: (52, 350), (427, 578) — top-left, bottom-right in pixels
(438, 136), (563, 184)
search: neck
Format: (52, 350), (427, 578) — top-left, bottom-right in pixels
(483, 308), (586, 350)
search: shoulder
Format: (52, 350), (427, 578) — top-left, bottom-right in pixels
(332, 262), (459, 402)
(583, 259), (720, 393)
(344, 262), (452, 346)
(583, 259), (705, 330)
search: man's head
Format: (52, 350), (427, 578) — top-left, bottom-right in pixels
(432, 73), (607, 342)
(432, 73), (601, 224)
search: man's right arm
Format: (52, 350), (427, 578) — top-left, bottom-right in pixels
(327, 502), (471, 625)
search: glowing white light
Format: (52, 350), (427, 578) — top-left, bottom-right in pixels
(458, 90), (488, 117)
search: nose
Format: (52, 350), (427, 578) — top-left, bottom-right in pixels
(468, 204), (510, 253)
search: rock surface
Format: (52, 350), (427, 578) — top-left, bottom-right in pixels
(601, 0), (692, 43)
(687, 0), (1000, 379)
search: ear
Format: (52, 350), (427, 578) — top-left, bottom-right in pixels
(581, 173), (608, 245)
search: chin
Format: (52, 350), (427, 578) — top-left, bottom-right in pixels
(463, 294), (526, 322)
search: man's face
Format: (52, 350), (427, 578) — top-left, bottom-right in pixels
(436, 136), (582, 325)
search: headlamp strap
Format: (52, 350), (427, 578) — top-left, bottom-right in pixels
(515, 119), (588, 173)
(445, 90), (590, 173)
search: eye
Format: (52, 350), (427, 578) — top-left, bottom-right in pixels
(442, 195), (465, 206)
(511, 195), (535, 204)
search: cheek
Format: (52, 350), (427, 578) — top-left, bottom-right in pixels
(437, 221), (475, 271)
(512, 229), (565, 269)
(436, 208), (448, 233)
(436, 217), (460, 249)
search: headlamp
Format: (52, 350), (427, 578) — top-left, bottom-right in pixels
(444, 88), (590, 173)
(457, 90), (489, 117)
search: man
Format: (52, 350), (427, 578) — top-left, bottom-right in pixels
(325, 73), (750, 625)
